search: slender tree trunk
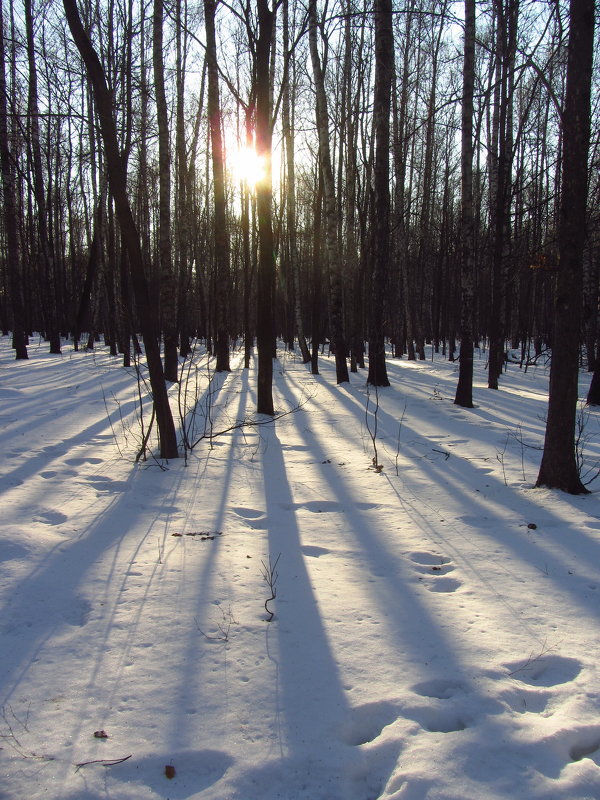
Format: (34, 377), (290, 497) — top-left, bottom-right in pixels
(205, 0), (231, 372)
(308, 0), (349, 383)
(536, 0), (594, 494)
(367, 0), (393, 386)
(454, 0), (476, 407)
(282, 0), (310, 363)
(25, 0), (61, 353)
(0, 0), (27, 359)
(64, 0), (179, 459)
(153, 0), (179, 381)
(255, 0), (276, 414)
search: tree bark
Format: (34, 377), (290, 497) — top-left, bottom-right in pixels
(255, 0), (276, 414)
(153, 0), (179, 382)
(205, 0), (231, 372)
(454, 0), (476, 407)
(367, 0), (393, 386)
(0, 0), (27, 359)
(308, 0), (349, 384)
(64, 0), (179, 459)
(536, 0), (594, 494)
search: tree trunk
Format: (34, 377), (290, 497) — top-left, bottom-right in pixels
(205, 0), (231, 372)
(367, 0), (392, 386)
(454, 0), (476, 407)
(308, 0), (349, 384)
(153, 0), (179, 382)
(255, 0), (276, 414)
(536, 0), (594, 494)
(282, 0), (310, 364)
(64, 0), (179, 459)
(25, 0), (61, 354)
(0, 0), (27, 359)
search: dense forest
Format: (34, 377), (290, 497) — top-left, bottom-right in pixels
(0, 0), (598, 488)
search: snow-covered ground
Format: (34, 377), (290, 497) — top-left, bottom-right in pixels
(1, 334), (600, 800)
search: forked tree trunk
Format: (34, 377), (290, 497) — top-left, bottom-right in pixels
(64, 0), (179, 459)
(536, 0), (594, 494)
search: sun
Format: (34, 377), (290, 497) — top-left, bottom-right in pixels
(229, 145), (267, 189)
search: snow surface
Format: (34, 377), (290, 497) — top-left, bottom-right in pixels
(1, 335), (600, 800)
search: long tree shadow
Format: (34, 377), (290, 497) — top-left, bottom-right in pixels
(258, 423), (368, 793)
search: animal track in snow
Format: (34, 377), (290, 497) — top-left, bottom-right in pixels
(411, 678), (467, 700)
(537, 724), (600, 770)
(33, 508), (68, 525)
(504, 654), (582, 687)
(568, 727), (600, 762)
(340, 700), (402, 746)
(498, 685), (551, 714)
(409, 552), (461, 592)
(407, 680), (470, 733)
(233, 507), (265, 519)
(426, 577), (462, 593)
(301, 545), (331, 558)
(409, 551), (452, 566)
(411, 705), (468, 733)
(64, 456), (103, 465)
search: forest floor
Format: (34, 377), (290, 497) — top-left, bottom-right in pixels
(1, 335), (600, 800)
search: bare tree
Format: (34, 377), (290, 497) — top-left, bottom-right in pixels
(64, 0), (179, 459)
(454, 0), (476, 407)
(536, 0), (595, 494)
(308, 0), (349, 384)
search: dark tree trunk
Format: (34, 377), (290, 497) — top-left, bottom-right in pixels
(64, 0), (179, 459)
(367, 0), (392, 386)
(205, 0), (231, 372)
(25, 0), (61, 354)
(536, 0), (594, 494)
(255, 0), (276, 414)
(308, 0), (349, 384)
(454, 0), (476, 407)
(153, 0), (179, 382)
(0, 0), (27, 359)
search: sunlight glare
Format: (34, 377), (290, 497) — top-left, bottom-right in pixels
(230, 145), (267, 189)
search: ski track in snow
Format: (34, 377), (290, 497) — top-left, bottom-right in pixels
(0, 336), (600, 799)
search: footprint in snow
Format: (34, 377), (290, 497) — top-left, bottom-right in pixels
(409, 551), (452, 566)
(426, 577), (461, 593)
(411, 678), (467, 700)
(33, 508), (68, 525)
(301, 545), (330, 558)
(233, 507), (265, 519)
(504, 654), (582, 687)
(339, 700), (402, 746)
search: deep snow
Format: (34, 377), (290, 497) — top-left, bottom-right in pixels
(1, 335), (600, 800)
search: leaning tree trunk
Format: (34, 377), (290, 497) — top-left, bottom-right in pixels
(308, 0), (349, 384)
(536, 0), (594, 494)
(64, 0), (179, 459)
(454, 0), (476, 407)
